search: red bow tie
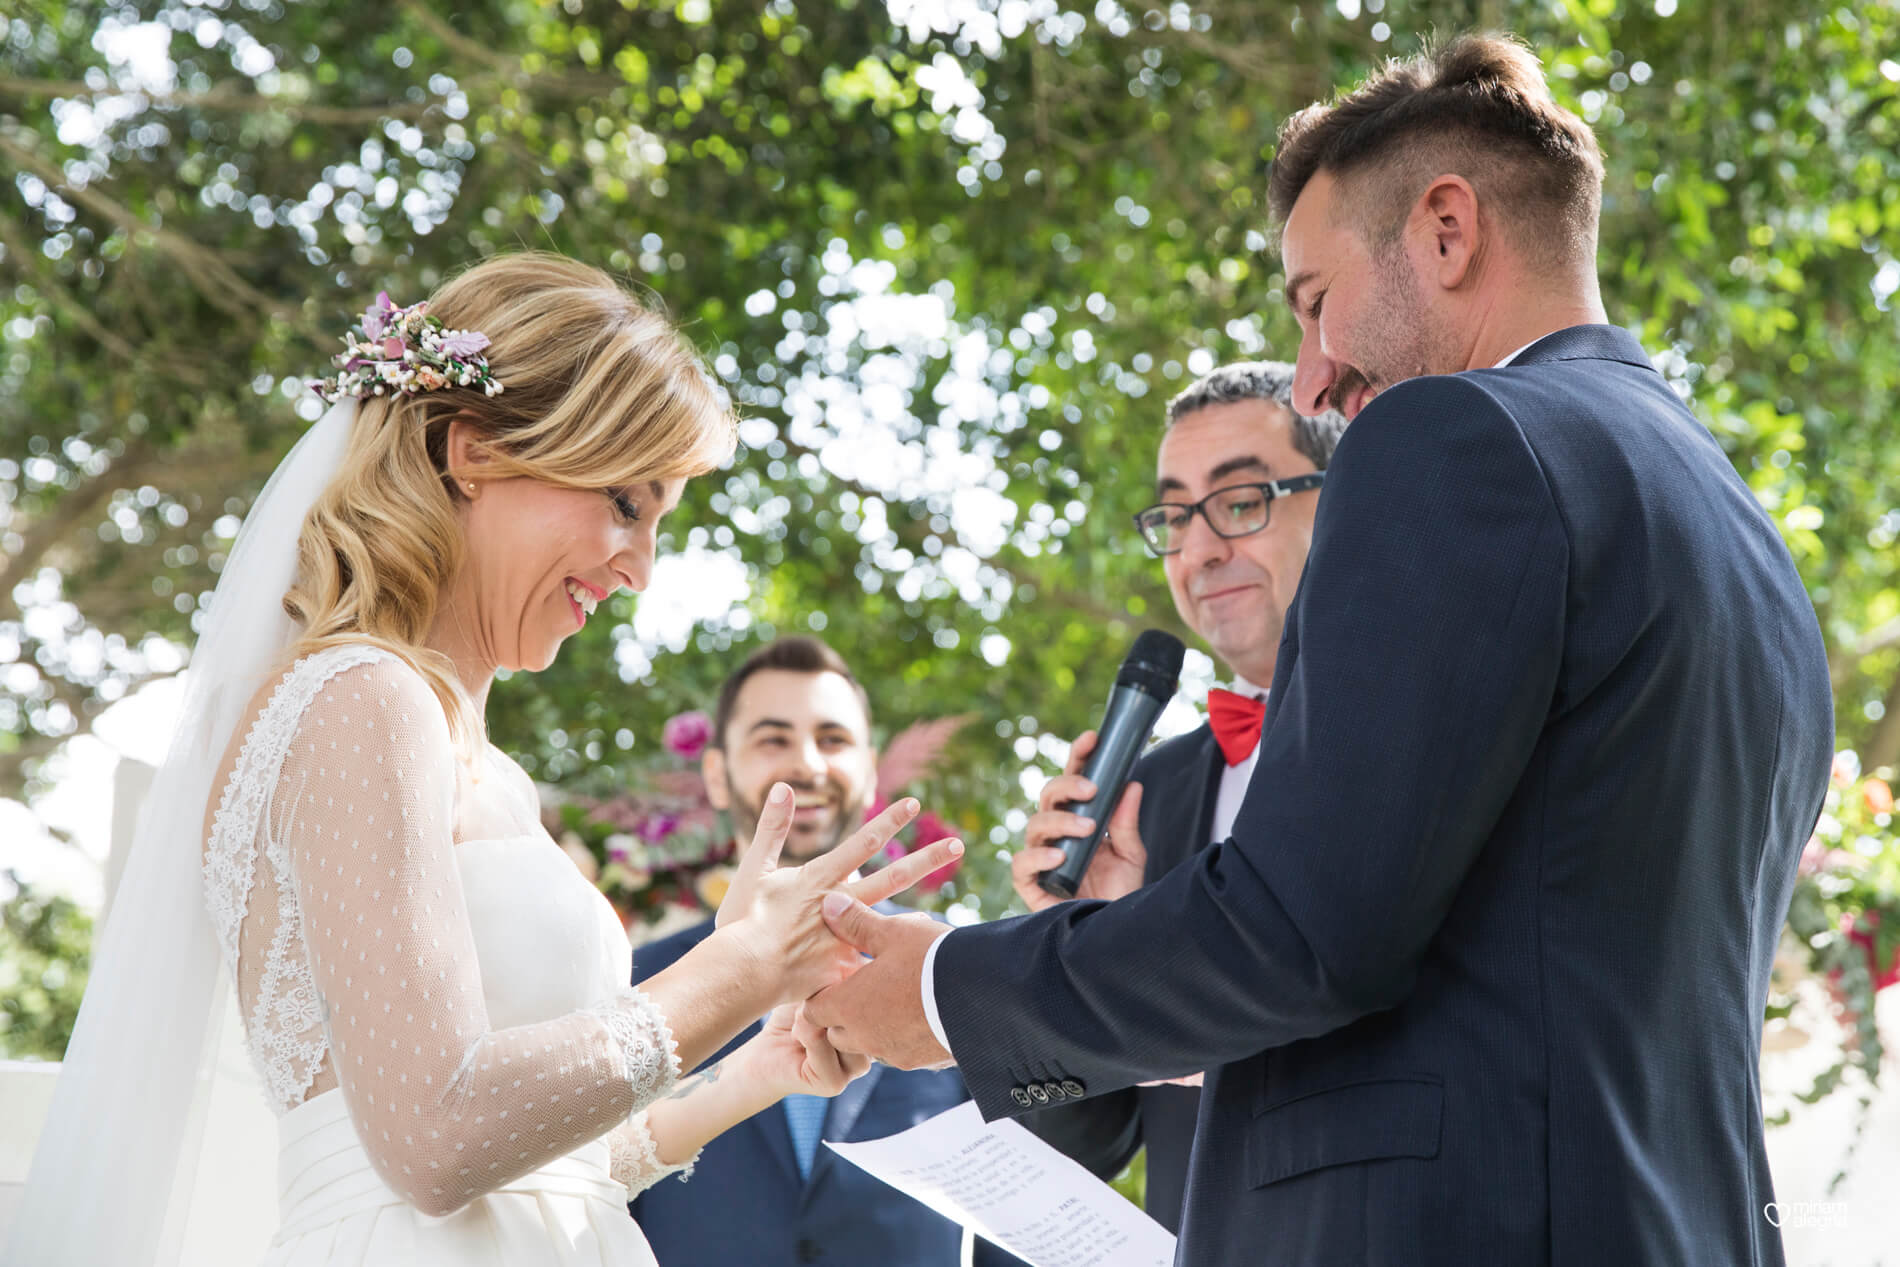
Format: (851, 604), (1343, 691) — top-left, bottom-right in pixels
(1208, 688), (1267, 766)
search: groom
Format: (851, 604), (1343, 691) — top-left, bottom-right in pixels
(807, 33), (1833, 1266)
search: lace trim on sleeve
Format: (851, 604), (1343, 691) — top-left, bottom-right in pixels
(607, 1109), (697, 1198)
(590, 984), (681, 1108)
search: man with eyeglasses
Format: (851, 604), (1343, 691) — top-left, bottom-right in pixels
(1006, 361), (1346, 1233)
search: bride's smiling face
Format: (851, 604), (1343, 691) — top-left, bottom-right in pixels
(445, 422), (684, 673)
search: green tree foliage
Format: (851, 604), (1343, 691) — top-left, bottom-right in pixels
(1, 2), (1896, 936)
(0, 873), (91, 1060)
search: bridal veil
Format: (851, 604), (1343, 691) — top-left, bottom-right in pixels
(5, 400), (356, 1267)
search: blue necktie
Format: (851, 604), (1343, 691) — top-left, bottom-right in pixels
(782, 1093), (828, 1179)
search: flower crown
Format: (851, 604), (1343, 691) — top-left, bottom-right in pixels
(312, 291), (503, 403)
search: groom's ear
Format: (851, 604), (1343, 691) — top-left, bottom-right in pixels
(702, 745), (730, 811)
(1416, 174), (1483, 292)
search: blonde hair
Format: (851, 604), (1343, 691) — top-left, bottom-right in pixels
(283, 252), (736, 746)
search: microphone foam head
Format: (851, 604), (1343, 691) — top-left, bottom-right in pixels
(1119, 629), (1186, 696)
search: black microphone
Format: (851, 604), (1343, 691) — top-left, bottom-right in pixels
(1038, 629), (1186, 900)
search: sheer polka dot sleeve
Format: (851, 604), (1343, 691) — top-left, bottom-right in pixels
(279, 657), (679, 1217)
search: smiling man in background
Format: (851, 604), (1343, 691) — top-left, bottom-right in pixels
(631, 636), (1023, 1267)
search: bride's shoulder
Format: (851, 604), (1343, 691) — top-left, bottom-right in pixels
(244, 643), (447, 746)
(208, 645), (451, 840)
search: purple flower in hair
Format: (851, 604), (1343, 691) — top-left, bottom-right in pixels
(361, 291), (396, 340)
(439, 330), (492, 357)
(313, 289), (503, 405)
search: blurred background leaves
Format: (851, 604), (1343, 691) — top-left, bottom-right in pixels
(2, 0), (1897, 1064)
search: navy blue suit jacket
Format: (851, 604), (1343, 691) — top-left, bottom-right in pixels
(1023, 724), (1214, 1233)
(934, 326), (1833, 1265)
(630, 914), (1024, 1267)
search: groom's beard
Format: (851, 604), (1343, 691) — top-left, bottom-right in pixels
(728, 775), (871, 863)
(1335, 251), (1459, 412)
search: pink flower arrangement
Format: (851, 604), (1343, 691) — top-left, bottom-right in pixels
(663, 711), (713, 760)
(637, 812), (683, 843)
(313, 290), (503, 403)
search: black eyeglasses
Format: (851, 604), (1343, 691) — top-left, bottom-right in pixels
(1133, 473), (1326, 556)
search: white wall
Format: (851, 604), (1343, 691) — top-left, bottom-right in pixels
(0, 1061), (59, 1238)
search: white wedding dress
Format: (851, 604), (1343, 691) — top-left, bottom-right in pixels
(203, 643), (689, 1266)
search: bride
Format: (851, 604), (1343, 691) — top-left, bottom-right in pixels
(5, 252), (960, 1266)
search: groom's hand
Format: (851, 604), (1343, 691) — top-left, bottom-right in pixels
(804, 894), (954, 1070)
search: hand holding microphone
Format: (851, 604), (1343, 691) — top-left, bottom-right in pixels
(1010, 732), (1152, 912)
(1029, 630), (1185, 902)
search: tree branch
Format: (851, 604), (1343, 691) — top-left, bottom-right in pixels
(0, 209), (136, 361)
(0, 76), (436, 125)
(1860, 667), (1900, 772)
(775, 438), (1191, 643)
(0, 661), (172, 800)
(0, 434), (162, 624)
(0, 208), (216, 390)
(1829, 615), (1900, 688)
(398, 2), (521, 74)
(0, 127), (301, 324)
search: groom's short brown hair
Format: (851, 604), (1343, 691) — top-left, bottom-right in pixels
(1268, 33), (1604, 272)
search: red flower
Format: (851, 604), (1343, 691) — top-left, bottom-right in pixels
(1863, 778), (1894, 816)
(908, 811), (962, 893)
(911, 811), (954, 850)
(1844, 910), (1900, 991)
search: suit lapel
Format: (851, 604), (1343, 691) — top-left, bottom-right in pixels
(1185, 727), (1222, 854)
(1143, 725), (1223, 879)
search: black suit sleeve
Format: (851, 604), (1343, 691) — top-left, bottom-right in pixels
(935, 375), (1569, 1116)
(1017, 741), (1198, 1176)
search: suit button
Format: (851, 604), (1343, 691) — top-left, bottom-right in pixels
(1061, 1079), (1086, 1099)
(1009, 1087), (1032, 1108)
(1027, 1083), (1050, 1105)
(796, 1238), (821, 1263)
(1043, 1081), (1068, 1103)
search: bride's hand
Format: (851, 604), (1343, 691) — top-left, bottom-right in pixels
(734, 1003), (872, 1100)
(717, 784), (963, 1005)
